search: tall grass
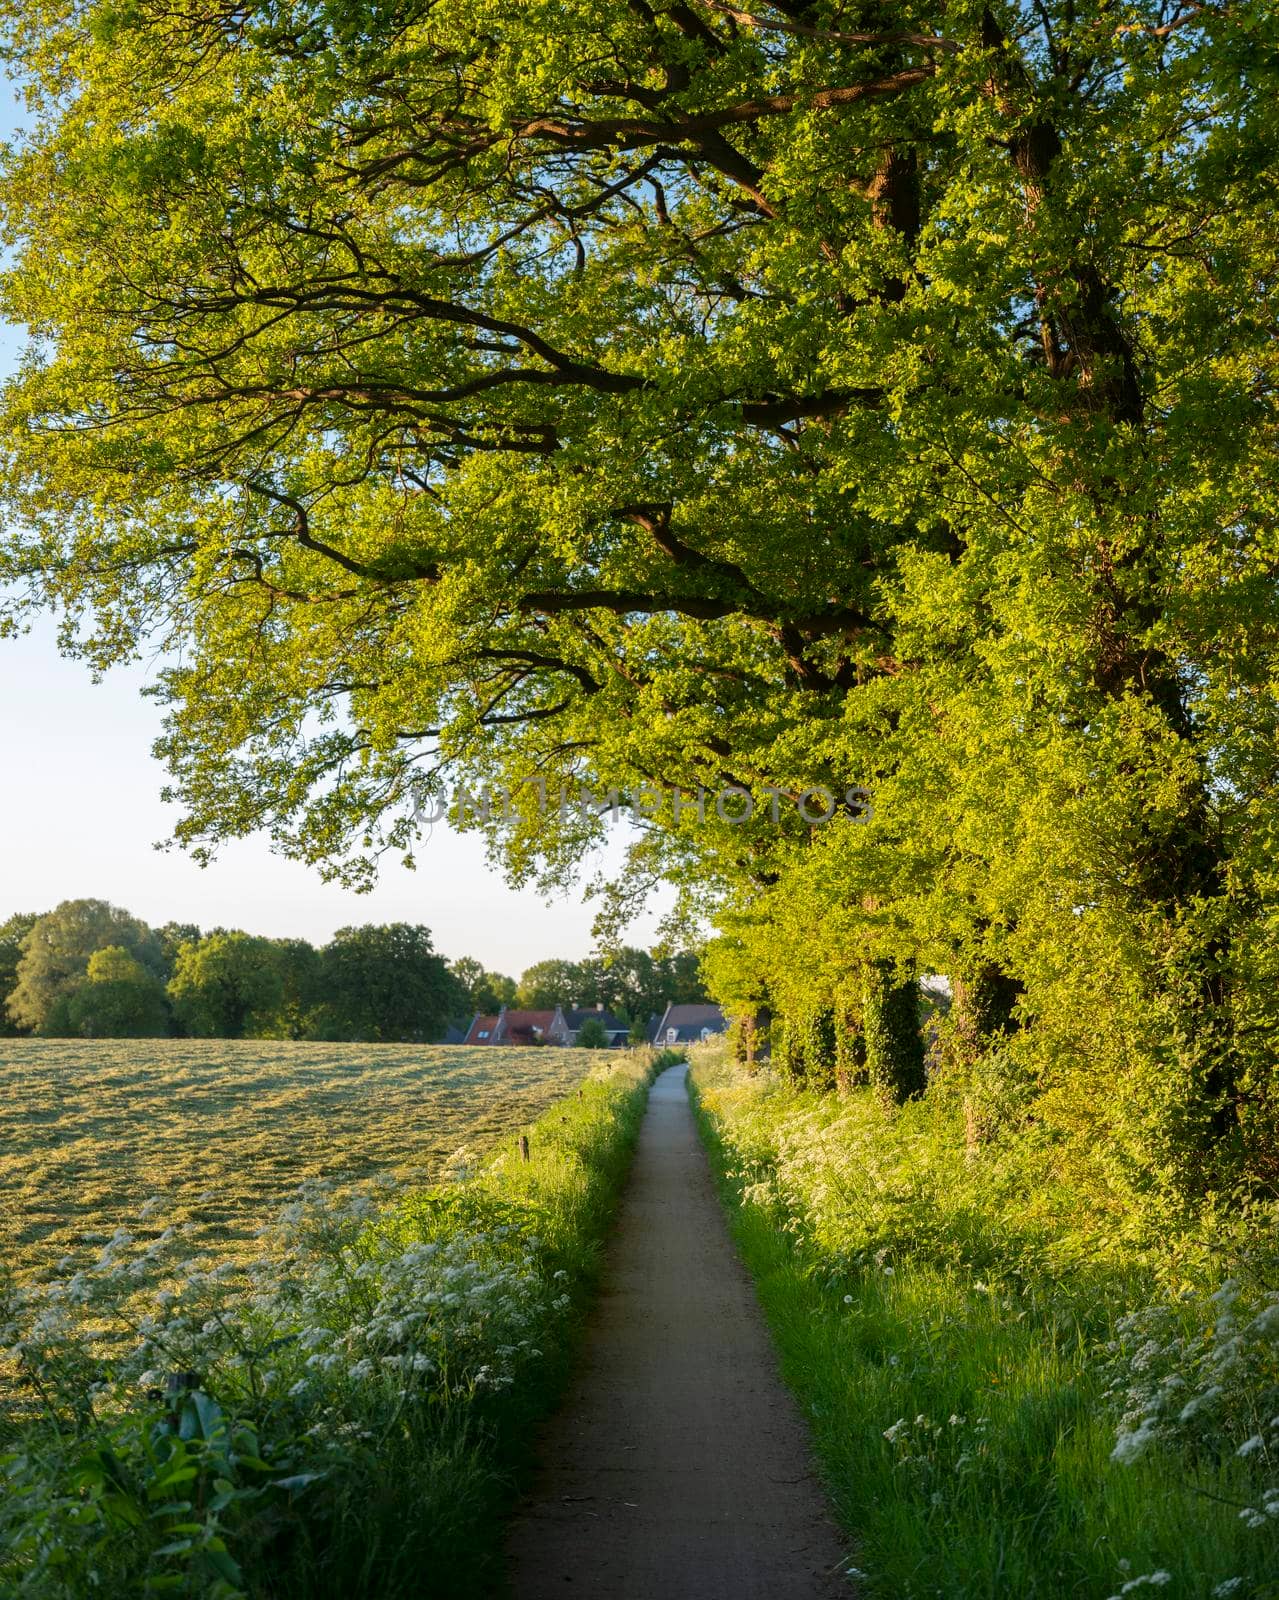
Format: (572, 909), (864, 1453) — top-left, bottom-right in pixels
(690, 1049), (1279, 1600)
(1, 1053), (655, 1599)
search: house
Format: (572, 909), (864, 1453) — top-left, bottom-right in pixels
(462, 1007), (560, 1046)
(499, 1008), (560, 1045)
(559, 1004), (631, 1047)
(462, 1013), (502, 1045)
(652, 1001), (728, 1047)
(462, 998), (724, 1049)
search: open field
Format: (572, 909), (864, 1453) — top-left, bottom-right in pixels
(0, 1039), (603, 1278)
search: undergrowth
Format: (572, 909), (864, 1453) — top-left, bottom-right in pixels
(690, 1047), (1279, 1600)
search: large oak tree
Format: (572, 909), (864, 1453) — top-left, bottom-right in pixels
(1, 1), (1276, 1176)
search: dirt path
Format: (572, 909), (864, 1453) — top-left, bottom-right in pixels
(505, 1064), (851, 1599)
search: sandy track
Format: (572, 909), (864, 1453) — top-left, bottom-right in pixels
(505, 1064), (851, 1599)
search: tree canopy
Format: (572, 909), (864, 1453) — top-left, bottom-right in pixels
(313, 923), (459, 1042)
(449, 956), (517, 1018)
(0, 904), (492, 1042)
(515, 947), (707, 1019)
(0, 1), (1276, 1187)
(7, 900), (165, 1035)
(168, 931), (288, 1038)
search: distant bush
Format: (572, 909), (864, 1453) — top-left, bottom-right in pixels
(63, 946), (170, 1038)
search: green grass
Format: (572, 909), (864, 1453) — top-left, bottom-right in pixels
(264, 1053), (659, 1599)
(0, 1039), (608, 1278)
(690, 1052), (1279, 1600)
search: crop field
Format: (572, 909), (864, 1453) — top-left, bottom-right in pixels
(0, 1039), (601, 1279)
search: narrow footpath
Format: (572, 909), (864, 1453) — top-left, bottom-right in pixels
(505, 1064), (850, 1599)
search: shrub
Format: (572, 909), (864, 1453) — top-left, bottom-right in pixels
(651, 1047), (685, 1070)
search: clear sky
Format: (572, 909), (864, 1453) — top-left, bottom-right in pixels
(0, 86), (670, 976)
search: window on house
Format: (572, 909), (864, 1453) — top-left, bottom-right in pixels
(477, 1030), (489, 1039)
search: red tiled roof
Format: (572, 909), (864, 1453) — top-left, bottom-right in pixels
(463, 1014), (501, 1045)
(499, 1010), (557, 1039)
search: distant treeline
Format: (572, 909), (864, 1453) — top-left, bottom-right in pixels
(0, 901), (706, 1043)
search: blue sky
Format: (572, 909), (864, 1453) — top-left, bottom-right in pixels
(0, 85), (669, 975)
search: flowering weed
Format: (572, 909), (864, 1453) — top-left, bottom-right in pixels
(691, 1047), (1279, 1599)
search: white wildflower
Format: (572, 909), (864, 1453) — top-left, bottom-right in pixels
(1111, 1420), (1158, 1465)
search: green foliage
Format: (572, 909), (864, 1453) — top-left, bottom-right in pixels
(691, 1051), (1279, 1600)
(514, 958), (582, 1011)
(833, 1001), (868, 1093)
(8, 901), (164, 1035)
(863, 966), (926, 1108)
(312, 923), (455, 1043)
(154, 921), (202, 980)
(574, 1016), (609, 1049)
(0, 912), (39, 1037)
(63, 945), (171, 1037)
(2, 909), (494, 1042)
(168, 931), (286, 1039)
(449, 956), (516, 1019)
(793, 1007), (838, 1095)
(515, 948), (707, 1020)
(259, 937), (323, 1040)
(772, 1018), (800, 1088)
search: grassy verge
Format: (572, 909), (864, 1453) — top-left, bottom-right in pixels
(1, 1051), (656, 1599)
(689, 1048), (1279, 1600)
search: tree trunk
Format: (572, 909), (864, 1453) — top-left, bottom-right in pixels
(863, 964), (926, 1106)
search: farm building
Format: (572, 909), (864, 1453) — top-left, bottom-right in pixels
(461, 1003), (632, 1047)
(461, 1008), (558, 1046)
(651, 1002), (727, 1047)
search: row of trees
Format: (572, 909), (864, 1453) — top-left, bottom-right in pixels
(509, 950), (706, 1023)
(1, 901), (704, 1043)
(0, 3), (1274, 1195)
(1, 901), (462, 1041)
